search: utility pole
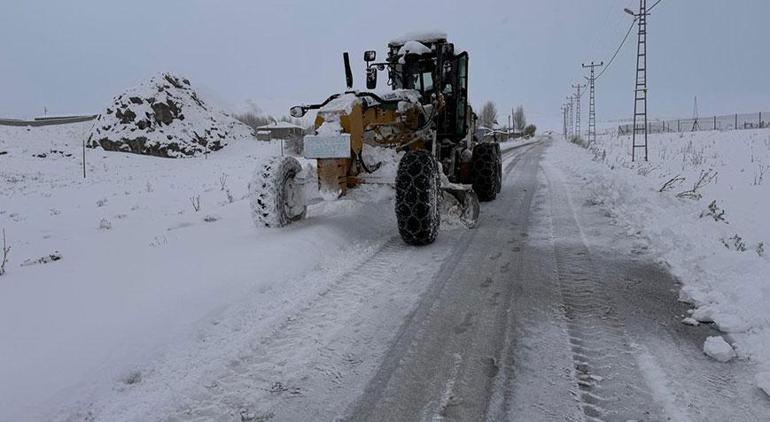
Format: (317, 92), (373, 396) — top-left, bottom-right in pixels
(582, 61), (604, 144)
(567, 95), (575, 138)
(626, 0), (649, 161)
(572, 83), (586, 139)
(560, 104), (568, 138)
(691, 96), (700, 131)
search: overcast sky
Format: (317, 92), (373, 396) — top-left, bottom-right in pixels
(1, 0), (768, 130)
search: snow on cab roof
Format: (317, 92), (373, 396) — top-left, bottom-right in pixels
(398, 40), (432, 56)
(389, 30), (448, 46)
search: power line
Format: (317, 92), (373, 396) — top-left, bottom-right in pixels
(648, 0), (664, 13)
(595, 18), (637, 81)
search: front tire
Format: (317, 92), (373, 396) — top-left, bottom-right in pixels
(249, 156), (306, 228)
(472, 143), (501, 201)
(395, 150), (441, 245)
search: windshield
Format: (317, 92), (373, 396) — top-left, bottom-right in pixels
(412, 71), (434, 92)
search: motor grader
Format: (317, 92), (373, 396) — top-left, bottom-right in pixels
(249, 33), (502, 245)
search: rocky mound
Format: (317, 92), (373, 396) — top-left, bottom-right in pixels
(88, 73), (253, 158)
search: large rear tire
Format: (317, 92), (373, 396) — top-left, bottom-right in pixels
(493, 143), (502, 193)
(395, 150), (441, 245)
(472, 143), (501, 201)
(249, 156), (306, 228)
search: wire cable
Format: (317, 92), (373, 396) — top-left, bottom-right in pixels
(595, 18), (637, 81)
(648, 0), (664, 13)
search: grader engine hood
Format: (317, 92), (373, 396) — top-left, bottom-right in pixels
(297, 90), (428, 197)
(303, 90), (426, 160)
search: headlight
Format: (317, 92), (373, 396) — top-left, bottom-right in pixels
(290, 106), (306, 118)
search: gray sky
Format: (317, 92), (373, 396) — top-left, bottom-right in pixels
(1, 0), (768, 130)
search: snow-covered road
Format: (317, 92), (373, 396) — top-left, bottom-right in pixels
(4, 128), (770, 421)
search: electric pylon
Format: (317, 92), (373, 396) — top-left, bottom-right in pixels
(582, 61), (604, 144)
(630, 0), (649, 161)
(572, 83), (586, 139)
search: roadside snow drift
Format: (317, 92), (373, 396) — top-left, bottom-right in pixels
(553, 129), (770, 393)
(88, 73), (253, 158)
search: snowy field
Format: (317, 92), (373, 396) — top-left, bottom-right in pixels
(0, 121), (529, 420)
(555, 129), (770, 393)
(0, 122), (406, 420)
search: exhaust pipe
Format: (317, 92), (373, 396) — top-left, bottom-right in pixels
(343, 52), (353, 90)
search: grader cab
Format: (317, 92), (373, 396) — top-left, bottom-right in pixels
(249, 32), (502, 245)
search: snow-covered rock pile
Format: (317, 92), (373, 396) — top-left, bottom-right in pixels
(88, 73), (254, 158)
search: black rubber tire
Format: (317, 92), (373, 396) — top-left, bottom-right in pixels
(472, 143), (501, 202)
(395, 150), (441, 246)
(493, 143), (502, 194)
(249, 156), (306, 228)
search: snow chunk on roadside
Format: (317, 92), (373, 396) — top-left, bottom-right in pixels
(714, 313), (749, 333)
(756, 372), (770, 397)
(704, 336), (736, 362)
(692, 306), (715, 323)
(681, 317), (700, 326)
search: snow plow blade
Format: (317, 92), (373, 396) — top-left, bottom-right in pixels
(442, 186), (480, 229)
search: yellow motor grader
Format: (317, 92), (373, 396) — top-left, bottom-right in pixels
(249, 33), (502, 245)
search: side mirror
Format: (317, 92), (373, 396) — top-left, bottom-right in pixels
(366, 67), (378, 90)
(364, 50), (376, 62)
(290, 106), (306, 118)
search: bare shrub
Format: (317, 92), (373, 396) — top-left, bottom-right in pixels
(0, 229), (9, 276)
(190, 195), (201, 212)
(700, 200), (727, 222)
(754, 163), (769, 186)
(659, 175), (685, 192)
(676, 169), (718, 200)
(219, 173), (228, 191)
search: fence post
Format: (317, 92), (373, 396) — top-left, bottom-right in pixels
(714, 116), (717, 131)
(735, 114), (738, 130)
(761, 112), (764, 129)
(677, 120), (680, 132)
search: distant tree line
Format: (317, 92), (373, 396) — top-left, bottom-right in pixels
(477, 101), (536, 137)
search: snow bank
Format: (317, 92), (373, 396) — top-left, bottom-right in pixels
(549, 129), (770, 391)
(88, 73), (254, 158)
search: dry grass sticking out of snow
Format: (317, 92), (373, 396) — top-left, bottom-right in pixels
(551, 129), (770, 391)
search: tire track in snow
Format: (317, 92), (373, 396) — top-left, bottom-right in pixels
(544, 164), (667, 422)
(156, 235), (463, 421)
(346, 141), (547, 422)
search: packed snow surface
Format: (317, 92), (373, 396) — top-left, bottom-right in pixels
(703, 336), (736, 362)
(88, 73), (253, 158)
